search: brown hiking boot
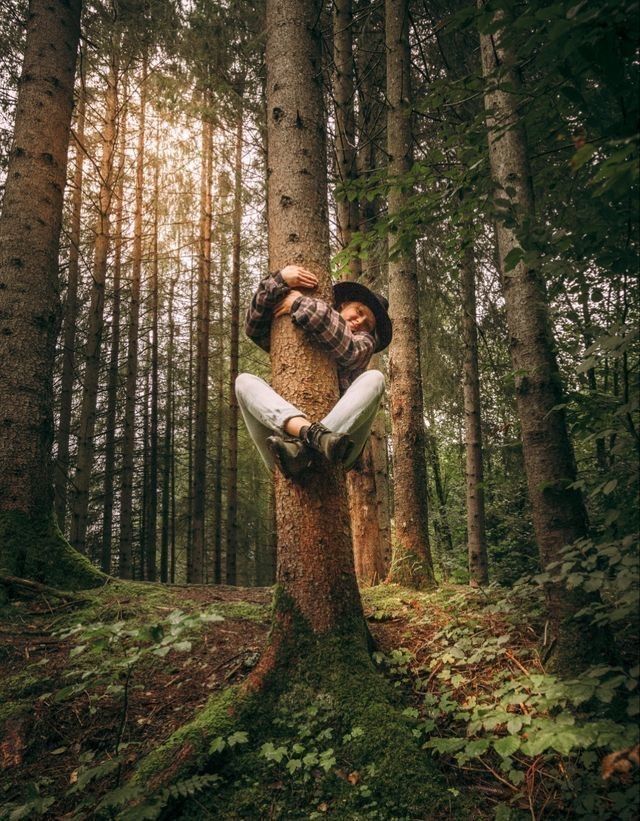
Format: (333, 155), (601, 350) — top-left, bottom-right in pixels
(267, 434), (313, 480)
(301, 423), (352, 464)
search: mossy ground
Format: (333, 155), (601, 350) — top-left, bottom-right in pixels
(3, 580), (631, 818)
(0, 510), (104, 599)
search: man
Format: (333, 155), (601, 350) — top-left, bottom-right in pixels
(235, 264), (392, 480)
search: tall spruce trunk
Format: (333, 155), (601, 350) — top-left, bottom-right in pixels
(386, 0), (435, 588)
(338, 0), (391, 585)
(0, 0), (100, 588)
(461, 245), (489, 585)
(226, 102), (243, 585)
(55, 78), (85, 532)
(479, 10), (607, 669)
(213, 236), (226, 585)
(102, 80), (127, 575)
(333, 0), (360, 279)
(190, 112), (213, 583)
(255, 0), (365, 653)
(70, 53), (119, 553)
(160, 276), (176, 583)
(425, 421), (453, 578)
(119, 54), (147, 580)
(145, 135), (160, 581)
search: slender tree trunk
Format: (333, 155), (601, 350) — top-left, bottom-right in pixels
(213, 233), (226, 585)
(140, 329), (151, 579)
(333, 0), (361, 279)
(69, 53), (119, 553)
(461, 245), (489, 586)
(161, 276), (176, 584)
(102, 77), (127, 575)
(479, 8), (607, 669)
(425, 422), (453, 577)
(386, 0), (435, 588)
(190, 111), (213, 583)
(170, 387), (177, 584)
(0, 0), (100, 587)
(255, 0), (365, 654)
(119, 54), (147, 580)
(226, 100), (243, 585)
(335, 0), (390, 585)
(145, 128), (160, 582)
(55, 74), (85, 532)
(186, 251), (195, 578)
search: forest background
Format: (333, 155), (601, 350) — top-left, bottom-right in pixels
(0, 0), (638, 818)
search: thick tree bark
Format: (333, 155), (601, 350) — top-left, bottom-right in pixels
(119, 54), (147, 580)
(260, 0), (365, 642)
(226, 101), (243, 585)
(190, 111), (213, 584)
(0, 0), (83, 516)
(461, 245), (489, 586)
(479, 10), (606, 669)
(55, 77), (85, 532)
(385, 0), (435, 588)
(0, 0), (100, 588)
(70, 53), (119, 554)
(102, 78), (127, 575)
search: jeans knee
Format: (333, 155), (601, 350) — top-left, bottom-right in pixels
(367, 369), (385, 397)
(235, 372), (255, 400)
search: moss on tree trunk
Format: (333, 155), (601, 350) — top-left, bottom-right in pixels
(125, 588), (452, 818)
(0, 511), (103, 603)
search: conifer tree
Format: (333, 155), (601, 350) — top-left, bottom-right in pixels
(0, 0), (100, 588)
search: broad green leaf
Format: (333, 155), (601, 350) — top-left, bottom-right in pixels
(493, 736), (521, 757)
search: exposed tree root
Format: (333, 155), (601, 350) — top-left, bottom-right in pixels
(123, 589), (459, 819)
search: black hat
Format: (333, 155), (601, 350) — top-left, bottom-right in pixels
(333, 281), (392, 352)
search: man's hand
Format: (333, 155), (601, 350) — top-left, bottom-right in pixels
(280, 265), (318, 290)
(274, 290), (303, 318)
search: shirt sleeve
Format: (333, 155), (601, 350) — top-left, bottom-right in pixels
(244, 270), (290, 352)
(290, 296), (375, 371)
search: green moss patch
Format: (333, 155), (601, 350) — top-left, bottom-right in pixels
(0, 510), (104, 596)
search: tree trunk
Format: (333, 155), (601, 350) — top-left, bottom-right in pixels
(190, 110), (213, 584)
(55, 74), (85, 533)
(425, 422), (453, 579)
(213, 235), (225, 585)
(102, 76), (127, 575)
(258, 0), (365, 649)
(69, 52), (119, 554)
(335, 1), (391, 585)
(0, 0), (100, 589)
(226, 100), (243, 585)
(385, 0), (435, 588)
(161, 275), (176, 584)
(479, 8), (606, 670)
(333, 0), (361, 279)
(461, 245), (489, 586)
(145, 127), (160, 582)
(119, 54), (147, 580)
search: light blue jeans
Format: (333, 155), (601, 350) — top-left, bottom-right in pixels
(235, 370), (385, 473)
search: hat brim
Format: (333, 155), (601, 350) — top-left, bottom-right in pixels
(333, 281), (392, 352)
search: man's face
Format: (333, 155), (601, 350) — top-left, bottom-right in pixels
(339, 301), (376, 334)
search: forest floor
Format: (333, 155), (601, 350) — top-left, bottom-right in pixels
(0, 578), (636, 819)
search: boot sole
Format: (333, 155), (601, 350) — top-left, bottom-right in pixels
(267, 436), (312, 480)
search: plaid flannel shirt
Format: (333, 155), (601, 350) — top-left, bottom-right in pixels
(245, 271), (375, 394)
